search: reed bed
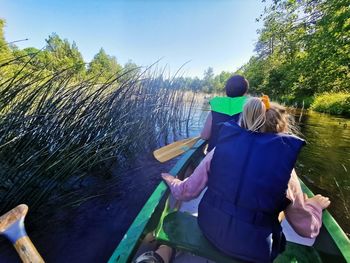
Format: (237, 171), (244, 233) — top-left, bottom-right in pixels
(0, 55), (196, 215)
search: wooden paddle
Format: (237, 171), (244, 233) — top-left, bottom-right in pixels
(0, 204), (44, 263)
(153, 136), (200, 163)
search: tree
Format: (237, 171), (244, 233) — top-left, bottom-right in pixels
(213, 71), (232, 93)
(119, 60), (141, 82)
(239, 0), (350, 101)
(87, 48), (122, 82)
(0, 19), (12, 61)
(202, 67), (215, 93)
(188, 77), (202, 91)
(44, 33), (85, 76)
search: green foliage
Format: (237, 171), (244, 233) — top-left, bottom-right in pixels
(237, 56), (266, 95)
(310, 92), (350, 116)
(0, 18), (237, 95)
(0, 25), (125, 83)
(281, 94), (314, 108)
(195, 68), (234, 94)
(87, 48), (122, 82)
(0, 19), (10, 56)
(0, 19), (14, 59)
(202, 67), (215, 93)
(188, 77), (203, 91)
(239, 0), (350, 115)
(0, 55), (196, 214)
(213, 71), (231, 93)
(44, 33), (85, 76)
(0, 22), (200, 214)
(0, 19), (15, 78)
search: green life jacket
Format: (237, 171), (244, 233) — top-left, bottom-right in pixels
(209, 96), (247, 116)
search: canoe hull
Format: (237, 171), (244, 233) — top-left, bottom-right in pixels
(109, 139), (350, 263)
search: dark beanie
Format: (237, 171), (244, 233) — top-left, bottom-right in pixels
(225, 75), (249, 97)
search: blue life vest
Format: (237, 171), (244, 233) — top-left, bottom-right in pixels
(208, 111), (240, 152)
(198, 122), (305, 263)
(208, 96), (246, 151)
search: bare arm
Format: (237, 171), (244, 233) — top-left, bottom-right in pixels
(285, 169), (330, 238)
(162, 149), (215, 201)
(200, 112), (212, 140)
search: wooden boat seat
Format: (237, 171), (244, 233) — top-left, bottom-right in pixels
(155, 211), (242, 263)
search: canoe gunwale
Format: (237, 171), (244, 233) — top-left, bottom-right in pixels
(108, 138), (350, 262)
(108, 139), (207, 263)
(299, 180), (350, 261)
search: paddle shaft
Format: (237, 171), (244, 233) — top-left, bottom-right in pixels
(14, 236), (44, 263)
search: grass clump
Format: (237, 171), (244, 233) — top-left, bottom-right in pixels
(0, 53), (197, 216)
(310, 92), (350, 116)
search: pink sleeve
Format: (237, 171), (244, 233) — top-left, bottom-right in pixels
(200, 112), (212, 140)
(162, 149), (214, 201)
(285, 170), (323, 238)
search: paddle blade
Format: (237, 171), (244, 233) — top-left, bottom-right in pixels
(153, 136), (200, 163)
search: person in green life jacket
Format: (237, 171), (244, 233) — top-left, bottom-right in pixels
(201, 74), (249, 151)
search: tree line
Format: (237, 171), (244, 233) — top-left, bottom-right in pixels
(0, 21), (139, 83)
(1, 0), (349, 116)
(0, 18), (235, 92)
(0, 18), (199, 216)
(237, 0), (349, 115)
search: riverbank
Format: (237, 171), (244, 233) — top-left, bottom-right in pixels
(310, 92), (350, 117)
(281, 92), (350, 117)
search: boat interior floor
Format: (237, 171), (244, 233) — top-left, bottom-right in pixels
(134, 189), (324, 263)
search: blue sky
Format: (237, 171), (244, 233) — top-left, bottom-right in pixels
(1, 0), (267, 77)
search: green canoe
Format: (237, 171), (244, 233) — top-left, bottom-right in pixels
(109, 139), (350, 263)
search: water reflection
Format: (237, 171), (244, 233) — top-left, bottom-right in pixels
(296, 111), (350, 236)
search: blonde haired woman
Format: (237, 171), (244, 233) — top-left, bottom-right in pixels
(162, 96), (330, 262)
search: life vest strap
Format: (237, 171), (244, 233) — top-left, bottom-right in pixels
(205, 189), (278, 228)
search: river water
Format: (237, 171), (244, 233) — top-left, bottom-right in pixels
(0, 103), (349, 262)
(295, 110), (350, 236)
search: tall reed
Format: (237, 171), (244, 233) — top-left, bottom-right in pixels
(0, 54), (196, 215)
